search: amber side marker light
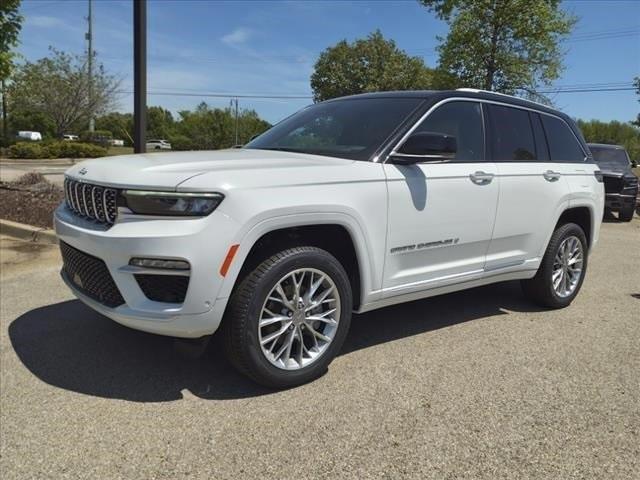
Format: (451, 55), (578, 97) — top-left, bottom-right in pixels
(220, 244), (240, 277)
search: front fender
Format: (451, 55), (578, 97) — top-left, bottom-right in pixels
(215, 210), (383, 308)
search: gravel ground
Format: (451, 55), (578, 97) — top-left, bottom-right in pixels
(1, 218), (639, 479)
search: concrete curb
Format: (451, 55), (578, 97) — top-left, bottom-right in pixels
(0, 219), (58, 245)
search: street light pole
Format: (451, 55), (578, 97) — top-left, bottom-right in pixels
(133, 0), (147, 153)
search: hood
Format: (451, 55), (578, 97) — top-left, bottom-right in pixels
(597, 163), (633, 176)
(65, 149), (354, 190)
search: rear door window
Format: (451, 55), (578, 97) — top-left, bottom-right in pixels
(488, 105), (536, 161)
(541, 115), (586, 163)
(530, 113), (550, 162)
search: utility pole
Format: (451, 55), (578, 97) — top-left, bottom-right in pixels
(1, 80), (7, 144)
(133, 0), (147, 153)
(86, 0), (94, 132)
(234, 97), (239, 145)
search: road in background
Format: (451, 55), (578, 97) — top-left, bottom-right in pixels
(0, 158), (73, 185)
(1, 219), (639, 479)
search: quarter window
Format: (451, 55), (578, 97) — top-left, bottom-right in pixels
(411, 101), (484, 162)
(488, 105), (536, 161)
(541, 115), (585, 162)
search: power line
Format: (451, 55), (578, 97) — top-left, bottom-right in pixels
(537, 87), (635, 94)
(112, 85), (636, 101)
(116, 90), (314, 100)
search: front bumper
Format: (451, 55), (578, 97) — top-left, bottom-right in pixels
(604, 192), (637, 210)
(54, 204), (239, 338)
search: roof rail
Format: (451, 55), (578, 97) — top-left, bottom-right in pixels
(456, 88), (515, 98)
(455, 88), (550, 108)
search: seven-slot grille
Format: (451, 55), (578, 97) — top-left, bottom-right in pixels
(602, 176), (623, 194)
(64, 178), (118, 224)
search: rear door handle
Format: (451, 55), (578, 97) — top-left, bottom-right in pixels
(470, 171), (494, 185)
(543, 170), (561, 182)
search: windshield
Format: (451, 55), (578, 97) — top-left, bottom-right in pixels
(245, 97), (425, 161)
(590, 146), (630, 169)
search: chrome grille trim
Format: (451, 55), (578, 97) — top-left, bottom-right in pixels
(91, 186), (100, 220)
(81, 184), (89, 216)
(64, 178), (118, 225)
(103, 188), (111, 223)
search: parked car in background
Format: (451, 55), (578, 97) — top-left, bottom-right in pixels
(588, 143), (638, 222)
(146, 139), (172, 150)
(63, 134), (79, 141)
(56, 89), (604, 388)
(109, 139), (125, 147)
(17, 131), (42, 141)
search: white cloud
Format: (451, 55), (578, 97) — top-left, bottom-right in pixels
(28, 15), (65, 28)
(221, 27), (252, 46)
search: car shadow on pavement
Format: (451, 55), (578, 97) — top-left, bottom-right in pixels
(9, 281), (544, 402)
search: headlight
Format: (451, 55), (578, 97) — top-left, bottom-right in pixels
(123, 191), (224, 216)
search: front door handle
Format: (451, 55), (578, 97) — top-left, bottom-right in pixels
(470, 171), (494, 185)
(543, 170), (561, 182)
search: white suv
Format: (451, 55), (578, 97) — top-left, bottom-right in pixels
(146, 139), (172, 150)
(55, 89), (604, 387)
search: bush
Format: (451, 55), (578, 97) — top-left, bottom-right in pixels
(80, 129), (113, 147)
(168, 134), (194, 151)
(11, 172), (48, 186)
(8, 142), (48, 159)
(8, 141), (107, 159)
(47, 141), (108, 158)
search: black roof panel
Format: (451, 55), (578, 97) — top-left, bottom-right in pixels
(327, 89), (565, 117)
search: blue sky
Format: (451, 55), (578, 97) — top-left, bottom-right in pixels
(17, 0), (640, 124)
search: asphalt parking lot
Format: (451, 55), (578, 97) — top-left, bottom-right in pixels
(1, 218), (639, 479)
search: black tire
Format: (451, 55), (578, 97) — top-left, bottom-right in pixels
(222, 246), (352, 388)
(619, 205), (635, 222)
(521, 222), (588, 309)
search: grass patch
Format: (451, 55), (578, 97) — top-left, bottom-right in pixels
(106, 146), (134, 156)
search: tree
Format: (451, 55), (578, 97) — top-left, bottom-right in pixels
(0, 0), (23, 81)
(8, 49), (120, 137)
(420, 0), (576, 99)
(147, 106), (174, 139)
(95, 112), (133, 144)
(170, 102), (271, 150)
(1, 0), (24, 142)
(310, 30), (433, 102)
(577, 119), (640, 164)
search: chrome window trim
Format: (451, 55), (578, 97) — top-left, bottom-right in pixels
(385, 96), (589, 163)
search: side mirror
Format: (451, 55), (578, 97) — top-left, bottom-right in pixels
(390, 131), (457, 165)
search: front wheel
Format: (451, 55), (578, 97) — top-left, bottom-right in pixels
(223, 247), (352, 388)
(521, 223), (588, 309)
(619, 205), (635, 222)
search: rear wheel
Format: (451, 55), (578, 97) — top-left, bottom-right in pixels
(521, 223), (588, 308)
(223, 246), (352, 388)
(619, 205), (635, 222)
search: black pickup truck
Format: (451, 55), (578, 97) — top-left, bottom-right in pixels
(588, 143), (639, 222)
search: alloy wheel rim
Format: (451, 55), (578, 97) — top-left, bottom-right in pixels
(552, 235), (584, 298)
(258, 268), (341, 370)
